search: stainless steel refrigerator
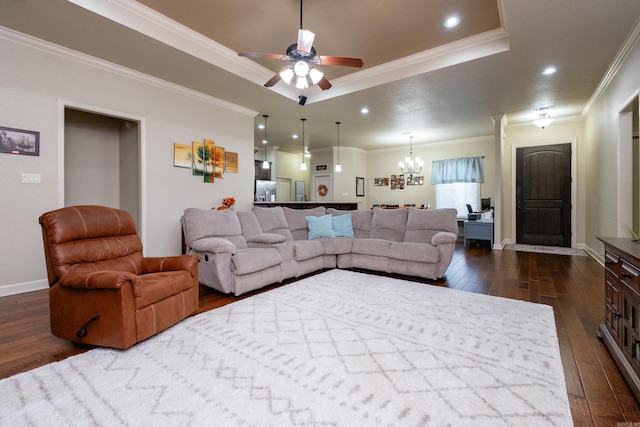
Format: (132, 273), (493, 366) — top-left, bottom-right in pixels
(255, 180), (277, 202)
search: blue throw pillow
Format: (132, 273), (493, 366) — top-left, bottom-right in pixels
(332, 213), (354, 238)
(306, 215), (335, 239)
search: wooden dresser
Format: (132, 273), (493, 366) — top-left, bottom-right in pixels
(597, 237), (640, 400)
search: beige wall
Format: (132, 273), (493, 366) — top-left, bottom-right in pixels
(583, 31), (640, 257)
(275, 150), (311, 200)
(0, 30), (256, 295)
(365, 136), (495, 211)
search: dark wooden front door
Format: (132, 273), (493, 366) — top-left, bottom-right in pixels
(516, 143), (571, 247)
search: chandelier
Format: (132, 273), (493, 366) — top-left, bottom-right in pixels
(399, 135), (423, 178)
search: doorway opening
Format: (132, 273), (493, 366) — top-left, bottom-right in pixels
(63, 105), (142, 232)
(619, 94), (640, 237)
(514, 142), (574, 247)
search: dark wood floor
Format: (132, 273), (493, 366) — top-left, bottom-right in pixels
(2, 243), (639, 425)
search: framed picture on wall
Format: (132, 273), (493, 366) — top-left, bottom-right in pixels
(224, 151), (238, 173)
(0, 126), (39, 156)
(203, 139), (215, 183)
(356, 177), (365, 197)
(214, 145), (225, 178)
(191, 141), (205, 176)
(173, 143), (192, 168)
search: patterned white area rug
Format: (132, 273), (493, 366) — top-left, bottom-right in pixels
(0, 269), (572, 426)
(505, 244), (587, 256)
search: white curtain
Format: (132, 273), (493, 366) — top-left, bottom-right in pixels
(430, 156), (484, 184)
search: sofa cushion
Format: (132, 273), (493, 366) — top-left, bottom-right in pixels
(283, 206), (325, 240)
(352, 238), (392, 256)
(331, 213), (354, 238)
(231, 247), (281, 275)
(183, 208), (247, 249)
(306, 215), (335, 239)
(252, 206), (293, 241)
(404, 208), (459, 242)
(237, 211), (262, 238)
(135, 270), (193, 309)
(388, 242), (439, 263)
(370, 208), (408, 242)
(319, 237), (354, 255)
(292, 240), (325, 261)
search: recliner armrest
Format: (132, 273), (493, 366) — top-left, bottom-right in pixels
(190, 237), (237, 254)
(58, 270), (141, 290)
(431, 231), (458, 246)
(142, 254), (199, 277)
(246, 233), (287, 244)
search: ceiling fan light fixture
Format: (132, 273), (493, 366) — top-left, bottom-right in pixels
(280, 67), (294, 84)
(297, 29), (315, 54)
(296, 76), (309, 89)
(294, 61), (310, 77)
(309, 68), (323, 84)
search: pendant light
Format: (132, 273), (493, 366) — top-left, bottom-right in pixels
(335, 121), (342, 172)
(262, 115), (269, 169)
(300, 118), (307, 171)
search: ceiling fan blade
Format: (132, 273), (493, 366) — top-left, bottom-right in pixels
(297, 29), (315, 54)
(317, 77), (332, 90)
(264, 73), (282, 87)
(238, 52), (286, 60)
(318, 56), (364, 68)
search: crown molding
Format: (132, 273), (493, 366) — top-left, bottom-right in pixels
(67, 0), (301, 101)
(306, 28), (510, 104)
(68, 0), (509, 105)
(582, 17), (640, 116)
(0, 25), (258, 117)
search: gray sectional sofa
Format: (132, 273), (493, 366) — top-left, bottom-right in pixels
(182, 206), (458, 296)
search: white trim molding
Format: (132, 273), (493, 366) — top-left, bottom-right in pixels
(0, 280), (48, 298)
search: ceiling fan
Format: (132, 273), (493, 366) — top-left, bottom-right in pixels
(237, 0), (364, 91)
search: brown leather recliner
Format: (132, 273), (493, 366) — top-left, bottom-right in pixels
(39, 205), (199, 349)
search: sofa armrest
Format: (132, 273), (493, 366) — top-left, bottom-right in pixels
(246, 233), (287, 244)
(142, 255), (199, 277)
(58, 271), (141, 290)
(431, 231), (458, 246)
(191, 237), (237, 254)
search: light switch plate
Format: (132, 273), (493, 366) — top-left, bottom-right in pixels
(21, 173), (41, 184)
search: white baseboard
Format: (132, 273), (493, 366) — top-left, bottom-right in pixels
(583, 245), (605, 266)
(0, 279), (48, 298)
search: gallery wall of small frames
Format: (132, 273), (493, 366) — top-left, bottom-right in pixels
(173, 139), (238, 183)
(374, 175), (424, 190)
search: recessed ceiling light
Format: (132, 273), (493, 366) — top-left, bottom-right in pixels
(258, 124), (265, 130)
(444, 15), (460, 28)
(360, 107), (369, 115)
(292, 134), (298, 139)
(542, 66), (557, 76)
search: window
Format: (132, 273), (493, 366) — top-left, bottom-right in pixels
(436, 182), (480, 219)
